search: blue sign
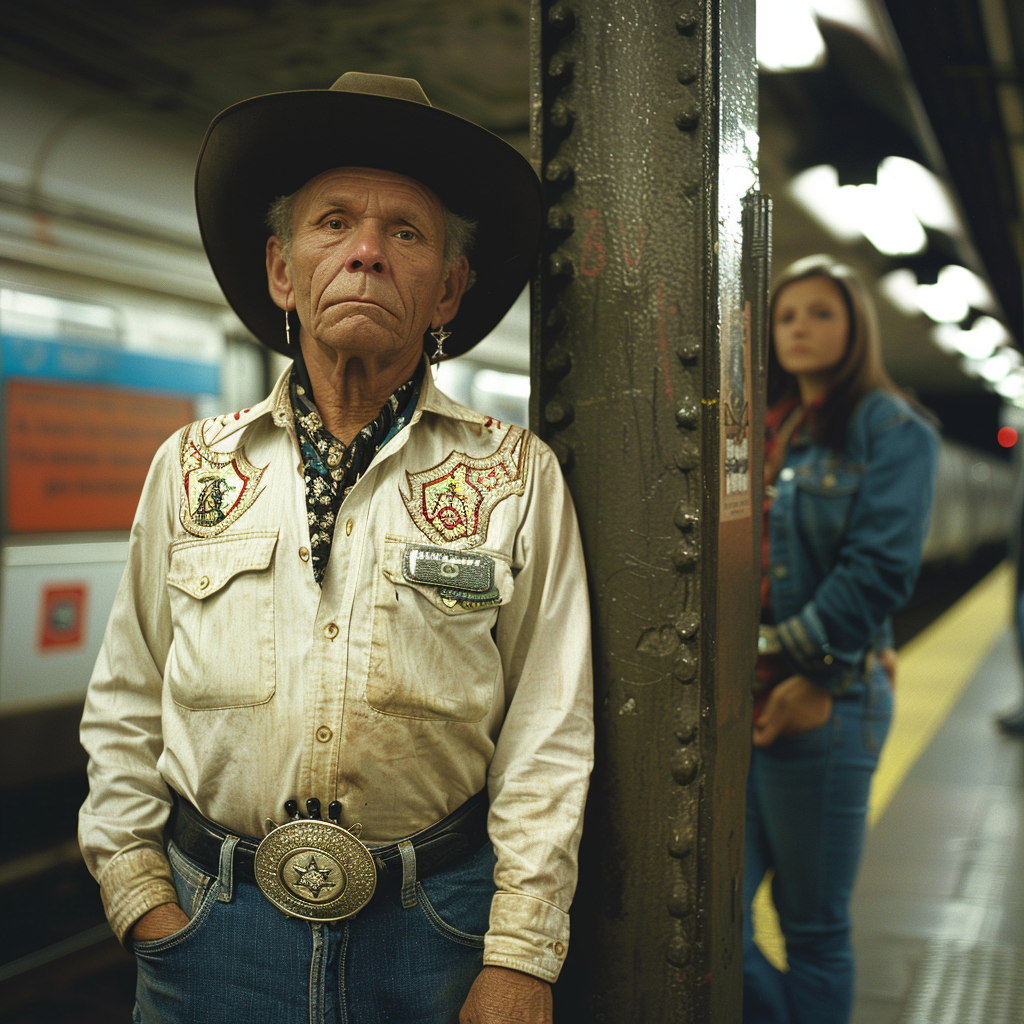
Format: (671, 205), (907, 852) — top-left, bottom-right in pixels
(1, 334), (220, 396)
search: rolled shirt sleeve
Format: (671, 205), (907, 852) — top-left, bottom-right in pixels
(486, 444), (595, 981)
(79, 433), (180, 943)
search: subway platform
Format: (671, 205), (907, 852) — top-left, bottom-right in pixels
(3, 564), (1024, 1022)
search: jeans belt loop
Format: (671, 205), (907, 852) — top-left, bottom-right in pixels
(398, 839), (418, 909)
(217, 835), (241, 903)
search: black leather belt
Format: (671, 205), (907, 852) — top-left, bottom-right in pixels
(166, 789), (489, 907)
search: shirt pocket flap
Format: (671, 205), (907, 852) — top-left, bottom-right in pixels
(380, 535), (513, 615)
(167, 530), (279, 599)
(795, 463), (863, 497)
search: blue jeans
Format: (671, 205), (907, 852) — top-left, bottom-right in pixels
(132, 836), (496, 1023)
(742, 666), (893, 1024)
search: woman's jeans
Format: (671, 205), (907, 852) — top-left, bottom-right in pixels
(742, 665), (893, 1024)
(132, 836), (497, 1024)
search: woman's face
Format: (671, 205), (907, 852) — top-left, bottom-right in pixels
(772, 275), (850, 388)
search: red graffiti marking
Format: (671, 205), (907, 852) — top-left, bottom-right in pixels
(618, 218), (647, 268)
(657, 284), (677, 403)
(580, 208), (606, 277)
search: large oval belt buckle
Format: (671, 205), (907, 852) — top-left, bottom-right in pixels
(254, 819), (377, 921)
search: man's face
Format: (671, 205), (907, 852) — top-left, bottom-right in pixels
(274, 167), (454, 363)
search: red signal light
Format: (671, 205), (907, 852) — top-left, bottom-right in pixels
(998, 427), (1018, 448)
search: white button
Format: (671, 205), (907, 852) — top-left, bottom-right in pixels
(779, 467), (795, 481)
(198, 575), (210, 590)
(316, 726), (333, 742)
(299, 547), (310, 562)
(323, 622), (339, 640)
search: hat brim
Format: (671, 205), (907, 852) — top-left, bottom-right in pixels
(195, 89), (542, 359)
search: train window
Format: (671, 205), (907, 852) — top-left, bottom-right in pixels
(434, 362), (530, 428)
(0, 288), (122, 346)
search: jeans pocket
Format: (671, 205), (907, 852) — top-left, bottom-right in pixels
(413, 842), (495, 948)
(132, 845), (218, 957)
(416, 882), (487, 948)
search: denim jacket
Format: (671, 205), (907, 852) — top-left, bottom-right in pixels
(768, 389), (939, 694)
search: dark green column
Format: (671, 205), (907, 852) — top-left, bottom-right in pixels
(529, 1), (768, 1018)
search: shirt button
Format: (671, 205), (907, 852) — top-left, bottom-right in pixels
(822, 473), (836, 488)
(299, 547), (310, 562)
(554, 942), (566, 958)
(772, 565), (788, 578)
(316, 726), (332, 742)
(823, 654), (834, 665)
(345, 518), (354, 536)
(324, 622), (339, 640)
(297, 462), (304, 476)
(198, 575), (210, 590)
(779, 467), (795, 481)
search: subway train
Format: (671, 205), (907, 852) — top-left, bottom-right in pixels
(0, 62), (1016, 794)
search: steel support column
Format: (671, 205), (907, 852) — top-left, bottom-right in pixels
(529, 2), (767, 1019)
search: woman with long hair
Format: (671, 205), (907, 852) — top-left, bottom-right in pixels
(743, 256), (939, 1024)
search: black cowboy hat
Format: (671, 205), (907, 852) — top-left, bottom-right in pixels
(195, 72), (542, 359)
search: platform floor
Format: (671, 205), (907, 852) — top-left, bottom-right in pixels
(853, 617), (1024, 1021)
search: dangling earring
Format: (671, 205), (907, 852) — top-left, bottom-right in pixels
(284, 309), (292, 348)
(429, 325), (450, 362)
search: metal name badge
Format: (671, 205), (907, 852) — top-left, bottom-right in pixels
(253, 819), (377, 921)
(402, 544), (495, 594)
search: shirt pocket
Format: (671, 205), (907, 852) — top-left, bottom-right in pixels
(365, 534), (514, 723)
(165, 530), (278, 710)
(795, 462), (863, 572)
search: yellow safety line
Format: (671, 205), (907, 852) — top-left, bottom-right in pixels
(752, 562), (1014, 970)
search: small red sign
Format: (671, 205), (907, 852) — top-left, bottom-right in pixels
(39, 585), (87, 650)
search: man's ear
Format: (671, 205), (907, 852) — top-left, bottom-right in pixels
(431, 256), (470, 329)
(266, 236), (295, 311)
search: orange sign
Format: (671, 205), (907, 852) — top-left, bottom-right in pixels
(39, 584), (88, 649)
(6, 379), (193, 532)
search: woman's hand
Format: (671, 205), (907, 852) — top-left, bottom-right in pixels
(753, 674), (833, 747)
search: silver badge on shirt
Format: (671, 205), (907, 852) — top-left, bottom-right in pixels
(402, 543), (501, 609)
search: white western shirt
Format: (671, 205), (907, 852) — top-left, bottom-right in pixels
(79, 364), (594, 983)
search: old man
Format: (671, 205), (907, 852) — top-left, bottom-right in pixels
(79, 72), (593, 1024)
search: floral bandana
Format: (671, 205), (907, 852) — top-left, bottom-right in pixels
(290, 356), (423, 586)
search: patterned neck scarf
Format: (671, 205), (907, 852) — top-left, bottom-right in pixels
(289, 351), (424, 586)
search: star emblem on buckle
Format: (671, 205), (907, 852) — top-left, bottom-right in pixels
(292, 855), (336, 897)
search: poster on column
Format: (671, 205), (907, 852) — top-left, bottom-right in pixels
(719, 300), (752, 521)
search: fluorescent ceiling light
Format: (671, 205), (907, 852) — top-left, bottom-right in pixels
(935, 264), (997, 313)
(788, 165), (925, 255)
(916, 281), (969, 323)
(788, 165), (864, 241)
(995, 372), (1024, 398)
(758, 0), (827, 72)
(876, 157), (962, 236)
(851, 182), (927, 255)
(975, 351), (1018, 382)
(879, 269), (924, 316)
(931, 318), (1011, 360)
(881, 266), (999, 322)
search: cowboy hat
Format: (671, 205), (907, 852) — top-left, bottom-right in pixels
(195, 72), (542, 359)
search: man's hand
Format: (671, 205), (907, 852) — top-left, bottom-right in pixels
(459, 966), (553, 1024)
(753, 674), (833, 748)
(129, 902), (190, 945)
